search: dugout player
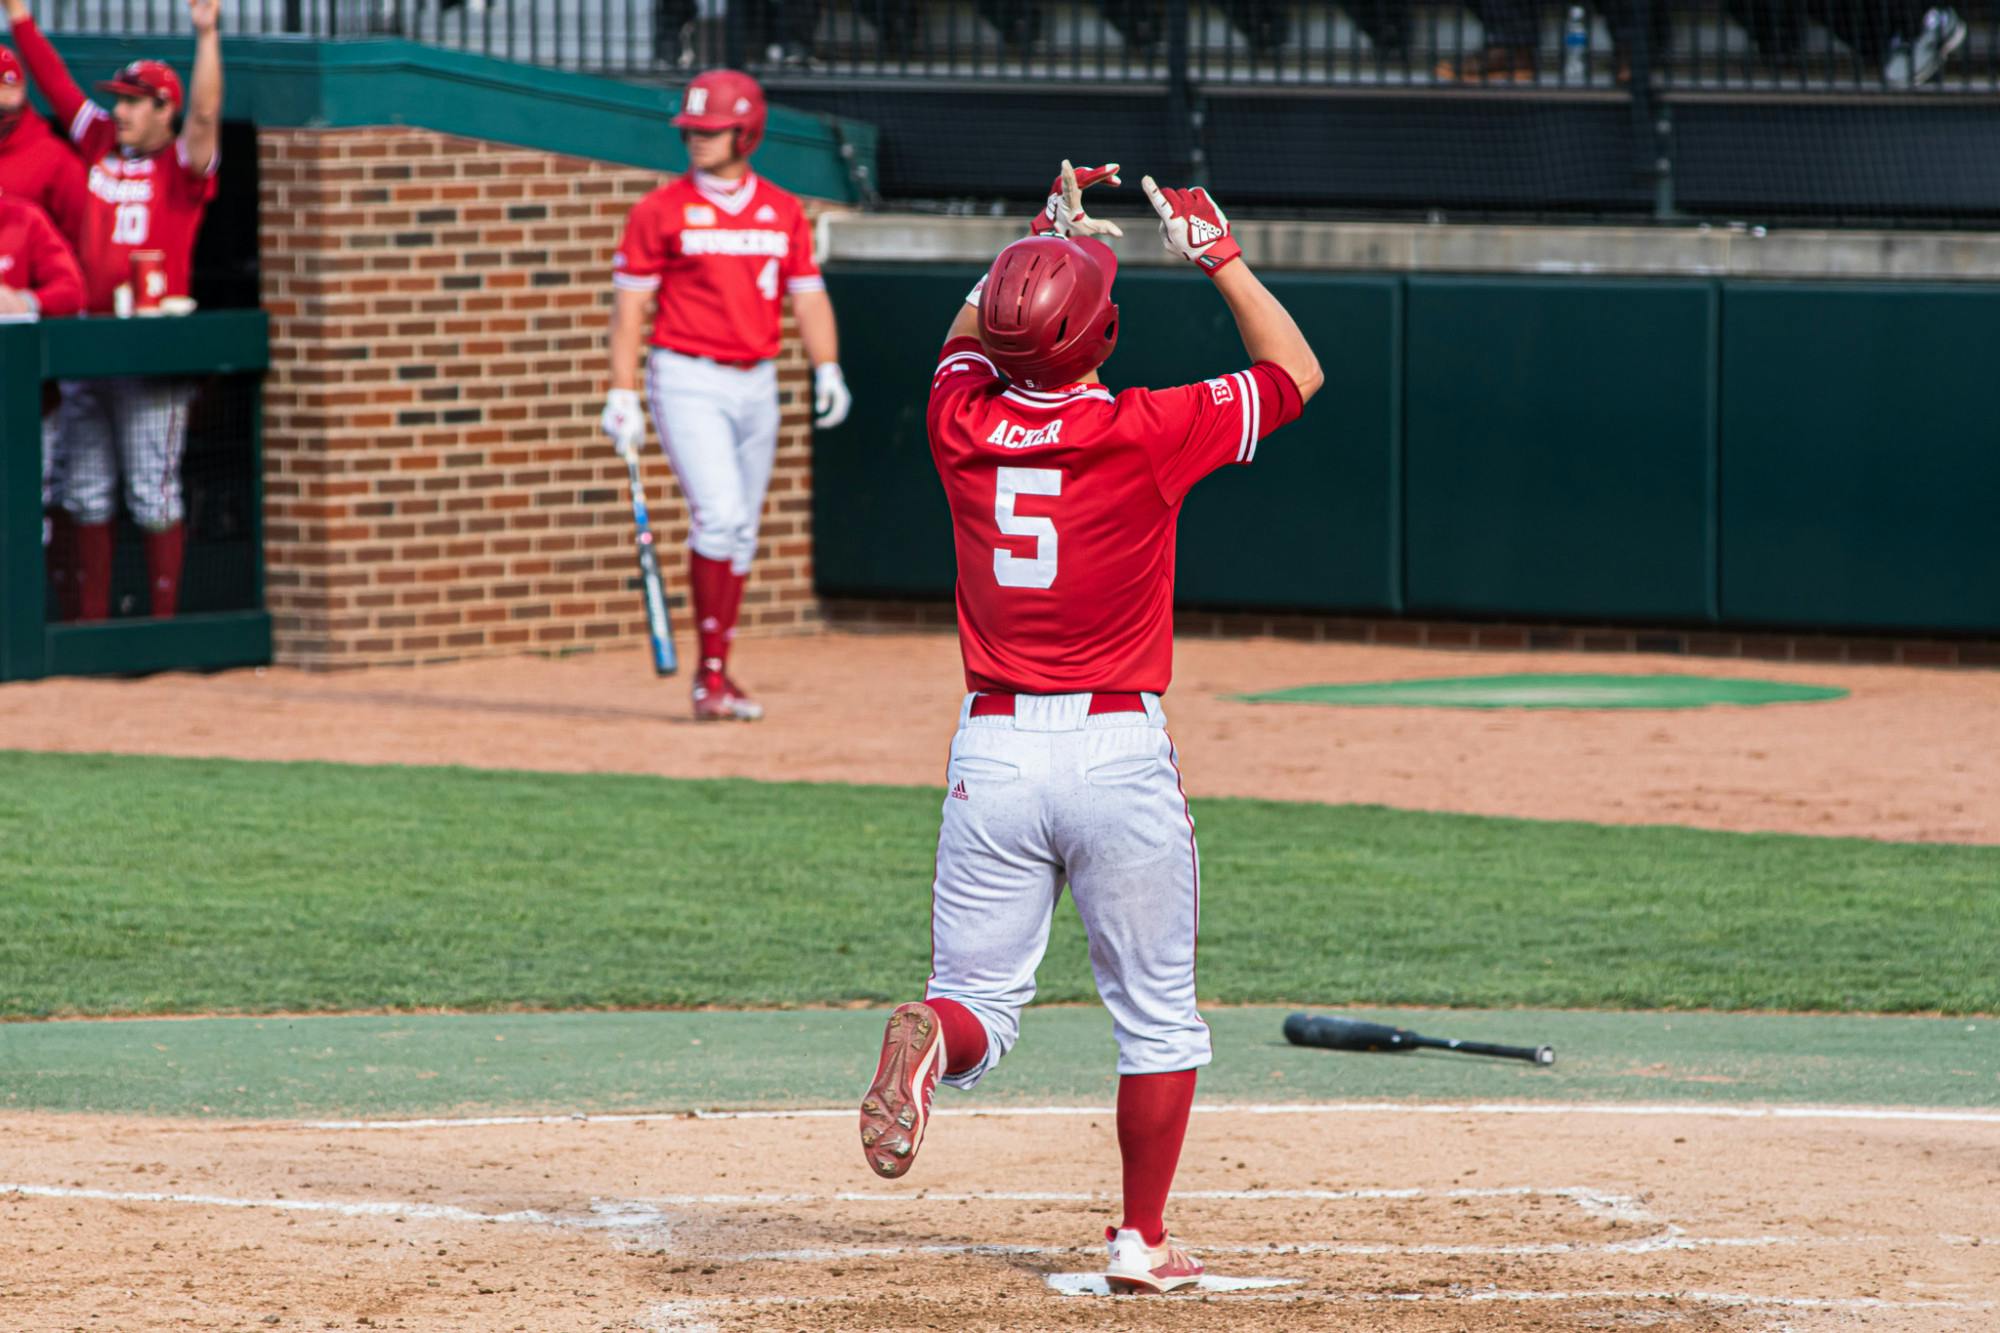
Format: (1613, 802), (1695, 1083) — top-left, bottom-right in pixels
(0, 184), (78, 317)
(856, 164), (1322, 1293)
(3, 0), (222, 621)
(601, 68), (850, 722)
(0, 43), (86, 241)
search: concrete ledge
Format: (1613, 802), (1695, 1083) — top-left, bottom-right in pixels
(822, 214), (2000, 281)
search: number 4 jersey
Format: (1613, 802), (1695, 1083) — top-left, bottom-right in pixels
(70, 106), (217, 314)
(928, 335), (1304, 695)
(612, 170), (823, 364)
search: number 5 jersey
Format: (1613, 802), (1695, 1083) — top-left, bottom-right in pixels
(927, 336), (1303, 695)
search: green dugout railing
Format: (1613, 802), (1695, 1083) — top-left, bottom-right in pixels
(1, 311), (272, 683)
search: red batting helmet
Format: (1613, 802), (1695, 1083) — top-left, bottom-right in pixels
(979, 235), (1120, 390)
(672, 69), (767, 158)
(98, 58), (184, 110)
(0, 47), (22, 87)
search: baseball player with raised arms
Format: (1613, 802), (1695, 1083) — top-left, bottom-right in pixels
(858, 163), (1323, 1292)
(4, 0), (223, 621)
(601, 68), (850, 721)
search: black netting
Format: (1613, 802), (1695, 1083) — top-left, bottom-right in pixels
(42, 373), (261, 622)
(37, 2), (2000, 222)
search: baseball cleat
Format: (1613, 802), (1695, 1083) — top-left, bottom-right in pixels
(692, 669), (764, 722)
(1104, 1227), (1204, 1294)
(859, 1001), (946, 1179)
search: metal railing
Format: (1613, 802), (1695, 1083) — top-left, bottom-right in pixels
(36, 0), (2000, 92)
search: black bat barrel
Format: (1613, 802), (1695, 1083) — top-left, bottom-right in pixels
(1283, 1012), (1417, 1053)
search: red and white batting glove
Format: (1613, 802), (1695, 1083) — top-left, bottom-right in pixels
(1141, 176), (1242, 275)
(1030, 160), (1124, 240)
(601, 388), (647, 458)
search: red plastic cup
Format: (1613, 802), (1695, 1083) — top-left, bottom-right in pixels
(130, 250), (168, 312)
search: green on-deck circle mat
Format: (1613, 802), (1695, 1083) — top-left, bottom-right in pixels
(1237, 674), (1849, 710)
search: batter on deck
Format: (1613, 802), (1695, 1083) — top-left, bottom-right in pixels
(601, 68), (850, 721)
(858, 164), (1323, 1292)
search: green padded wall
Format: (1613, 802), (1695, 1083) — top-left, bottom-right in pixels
(1403, 278), (1719, 622)
(1128, 273), (1401, 614)
(816, 267), (1400, 612)
(1719, 284), (2000, 633)
(813, 267), (970, 598)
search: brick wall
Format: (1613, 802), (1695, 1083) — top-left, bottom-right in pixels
(257, 127), (823, 669)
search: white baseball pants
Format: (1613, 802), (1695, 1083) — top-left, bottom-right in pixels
(927, 692), (1211, 1090)
(644, 348), (779, 574)
(55, 377), (195, 530)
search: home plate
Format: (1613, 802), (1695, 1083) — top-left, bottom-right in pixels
(1048, 1274), (1302, 1297)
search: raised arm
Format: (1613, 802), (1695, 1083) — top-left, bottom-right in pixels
(1208, 263), (1322, 403)
(180, 0), (223, 176)
(1142, 176), (1322, 403)
(2, 0), (90, 136)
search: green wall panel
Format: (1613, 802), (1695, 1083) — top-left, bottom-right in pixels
(813, 267), (965, 598)
(1719, 284), (2000, 633)
(1404, 277), (1718, 622)
(816, 266), (1400, 612)
(1126, 272), (1401, 614)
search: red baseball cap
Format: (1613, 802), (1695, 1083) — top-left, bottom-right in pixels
(97, 59), (183, 110)
(0, 46), (23, 86)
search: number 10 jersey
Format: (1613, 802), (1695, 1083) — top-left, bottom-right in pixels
(927, 335), (1303, 695)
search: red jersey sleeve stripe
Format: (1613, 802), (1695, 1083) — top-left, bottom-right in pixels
(69, 102), (105, 145)
(1244, 369), (1264, 462)
(937, 349), (996, 376)
(613, 273), (661, 292)
(1232, 371), (1254, 463)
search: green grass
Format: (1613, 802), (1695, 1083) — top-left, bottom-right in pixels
(1, 750), (1994, 1018)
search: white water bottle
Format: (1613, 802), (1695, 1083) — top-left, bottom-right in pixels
(1563, 5), (1589, 82)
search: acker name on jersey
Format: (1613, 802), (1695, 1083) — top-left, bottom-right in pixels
(68, 104), (217, 314)
(612, 170), (823, 364)
(927, 337), (1305, 695)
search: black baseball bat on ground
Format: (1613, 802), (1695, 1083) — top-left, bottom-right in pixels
(1284, 1012), (1555, 1066)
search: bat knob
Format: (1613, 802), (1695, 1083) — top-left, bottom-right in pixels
(1535, 1046), (1556, 1066)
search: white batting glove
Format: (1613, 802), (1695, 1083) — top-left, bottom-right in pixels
(601, 388), (646, 457)
(1031, 161), (1124, 240)
(814, 363), (852, 430)
(1141, 176), (1243, 274)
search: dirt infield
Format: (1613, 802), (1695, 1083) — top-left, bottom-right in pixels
(5, 630), (1997, 1329)
(5, 1103), (1996, 1332)
(3, 629), (1995, 842)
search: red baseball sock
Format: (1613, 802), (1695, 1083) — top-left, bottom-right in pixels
(145, 523), (186, 618)
(73, 521), (113, 622)
(1117, 1069), (1198, 1247)
(924, 997), (989, 1077)
(718, 567), (749, 669)
(47, 510), (77, 621)
(689, 553), (734, 673)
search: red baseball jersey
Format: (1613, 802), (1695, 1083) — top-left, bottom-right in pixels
(0, 108), (89, 244)
(66, 110), (217, 313)
(927, 336), (1305, 695)
(0, 190), (85, 316)
(10, 18), (217, 313)
(611, 170), (822, 364)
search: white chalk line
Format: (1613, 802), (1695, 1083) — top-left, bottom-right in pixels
(0, 1179), (1887, 1263)
(300, 1099), (2000, 1132)
(644, 1289), (1997, 1316)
